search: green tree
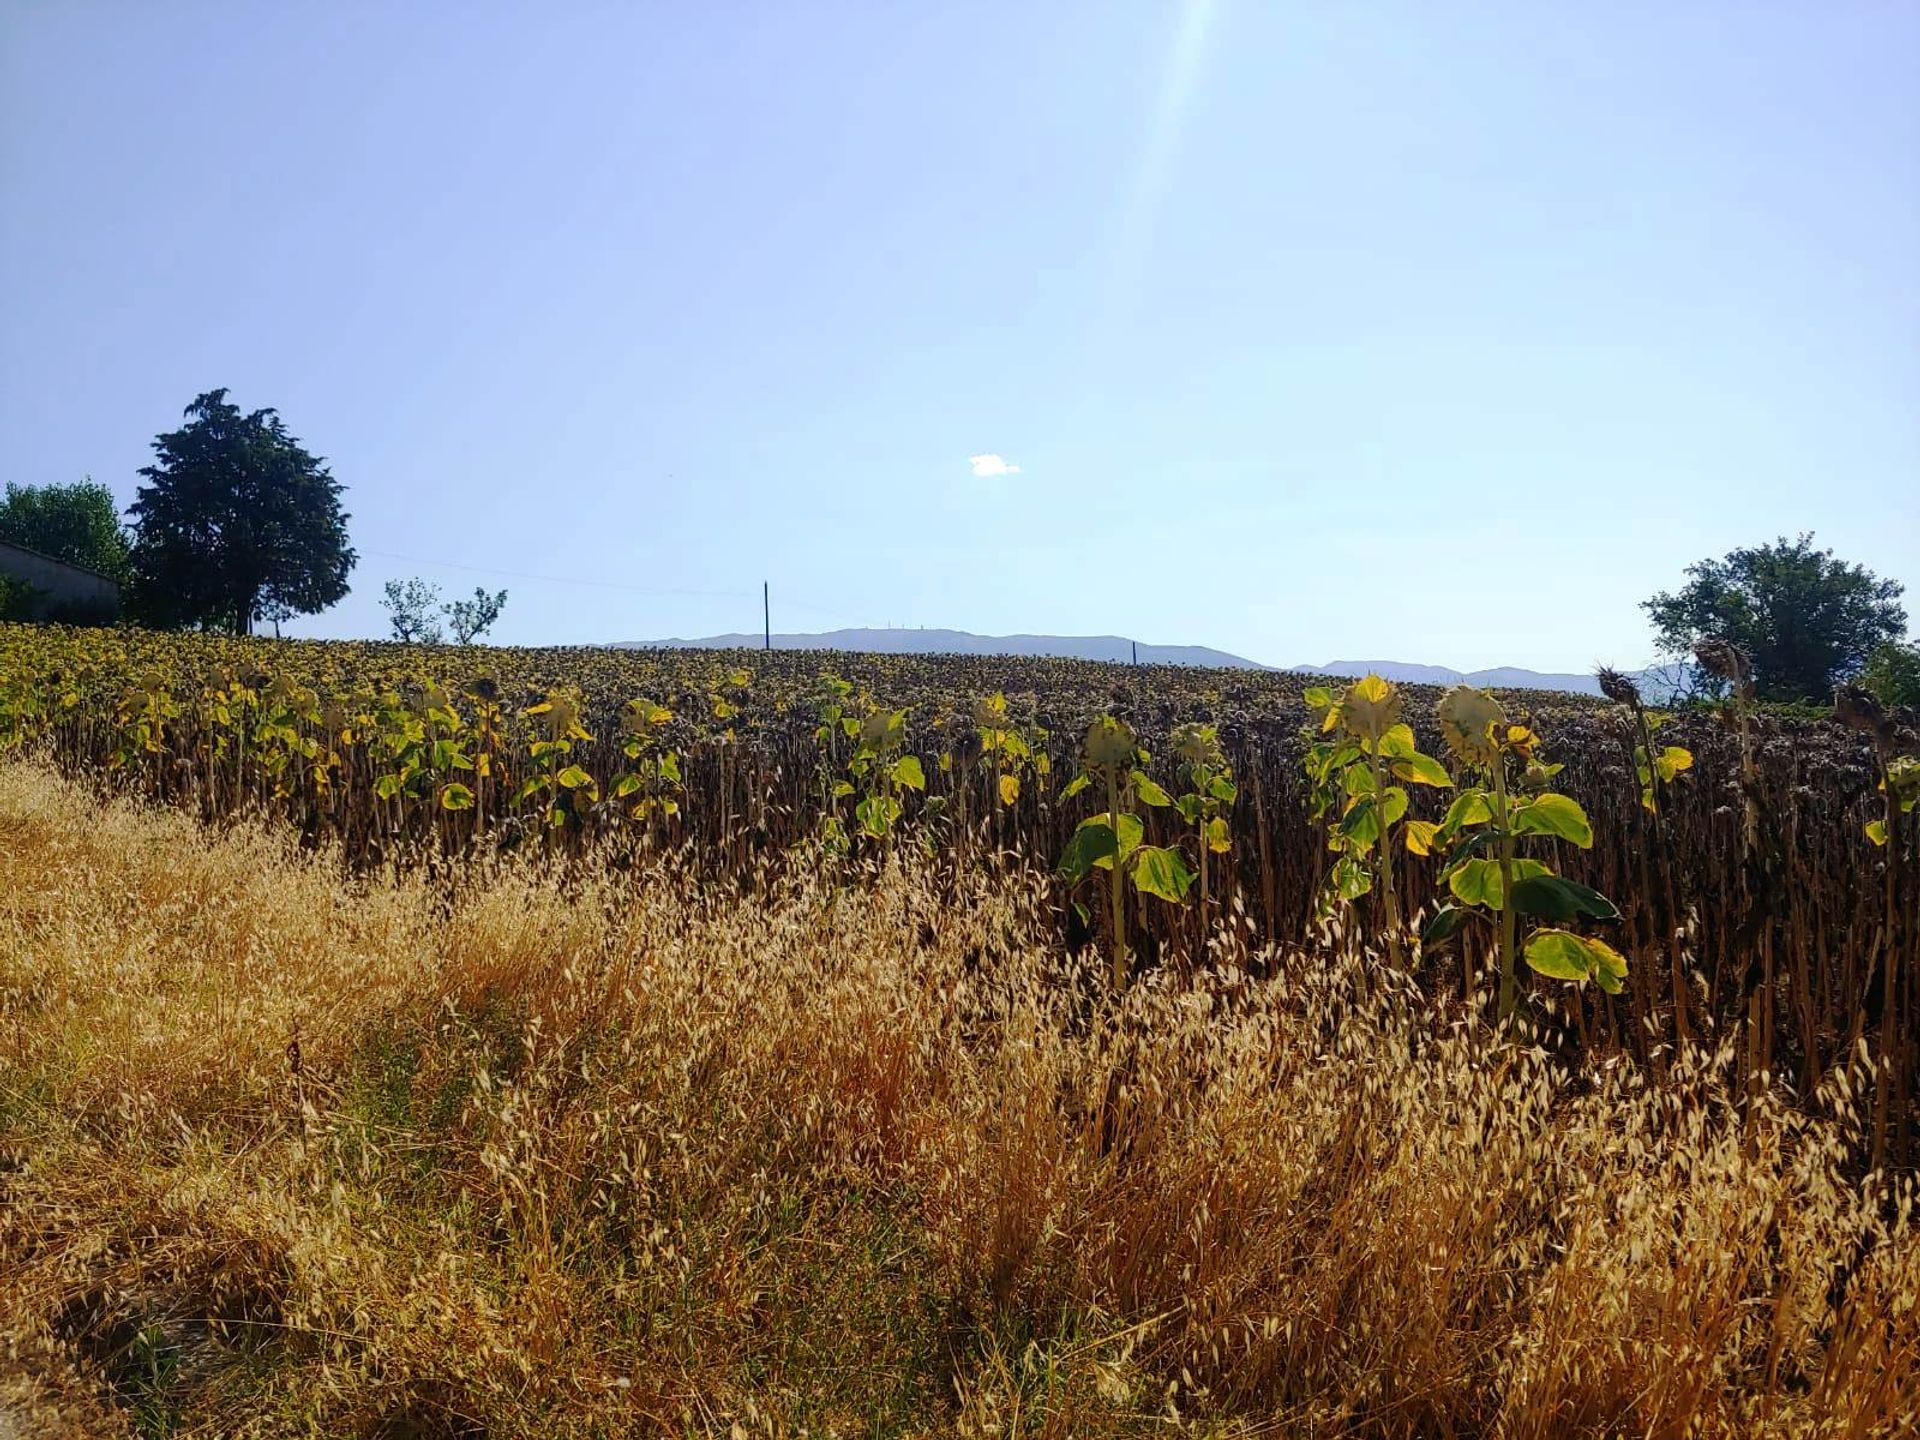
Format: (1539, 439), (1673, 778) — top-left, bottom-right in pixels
(128, 390), (356, 633)
(0, 479), (132, 583)
(1644, 534), (1907, 703)
(444, 586), (507, 644)
(381, 578), (443, 644)
(1859, 639), (1920, 709)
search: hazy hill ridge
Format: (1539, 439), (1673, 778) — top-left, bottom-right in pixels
(616, 627), (1662, 697)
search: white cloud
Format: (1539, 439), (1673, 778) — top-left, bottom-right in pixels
(968, 453), (1021, 478)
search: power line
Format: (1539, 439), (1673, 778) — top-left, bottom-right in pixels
(361, 547), (879, 631)
(360, 548), (755, 602)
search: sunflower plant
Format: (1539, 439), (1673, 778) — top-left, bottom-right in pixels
(1869, 756), (1920, 848)
(1302, 676), (1452, 964)
(811, 671), (859, 852)
(610, 696), (682, 824)
(1169, 721), (1235, 915)
(976, 692), (1048, 805)
(1597, 667), (1693, 815)
(460, 677), (509, 815)
(843, 703), (925, 845)
(518, 689), (597, 829)
(1424, 686), (1627, 1020)
(252, 673), (326, 803)
(942, 692), (1049, 854)
(371, 682), (476, 819)
(1056, 715), (1194, 989)
(110, 669), (179, 780)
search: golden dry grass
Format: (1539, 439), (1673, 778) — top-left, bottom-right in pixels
(1, 759), (1915, 1438)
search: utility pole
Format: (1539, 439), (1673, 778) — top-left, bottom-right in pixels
(763, 581), (771, 651)
(1132, 639), (1138, 666)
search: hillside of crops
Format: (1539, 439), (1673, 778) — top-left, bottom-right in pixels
(4, 622), (1916, 1164)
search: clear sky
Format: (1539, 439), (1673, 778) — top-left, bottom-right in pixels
(3, 2), (1915, 669)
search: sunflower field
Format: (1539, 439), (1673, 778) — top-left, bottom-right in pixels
(3, 620), (1915, 1161)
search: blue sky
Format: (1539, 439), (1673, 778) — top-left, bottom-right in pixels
(3, 2), (1915, 669)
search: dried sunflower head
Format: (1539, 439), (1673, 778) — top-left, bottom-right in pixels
(952, 726), (985, 766)
(1171, 721), (1223, 769)
(1083, 715), (1138, 771)
(1438, 686), (1505, 766)
(538, 692), (582, 741)
(1337, 675), (1402, 744)
(623, 697), (671, 735)
(1833, 685), (1889, 740)
(859, 709), (905, 754)
(1596, 666), (1641, 707)
(1695, 639), (1751, 687)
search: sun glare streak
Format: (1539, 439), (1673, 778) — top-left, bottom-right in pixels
(1105, 0), (1222, 321)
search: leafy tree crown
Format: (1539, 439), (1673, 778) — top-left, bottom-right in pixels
(0, 479), (132, 583)
(1643, 534), (1906, 703)
(128, 389), (355, 633)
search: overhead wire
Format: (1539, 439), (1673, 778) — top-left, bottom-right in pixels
(357, 547), (876, 630)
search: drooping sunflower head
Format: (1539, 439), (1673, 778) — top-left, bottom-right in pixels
(539, 691), (582, 741)
(1695, 639), (1751, 688)
(623, 696), (671, 735)
(952, 723), (985, 766)
(1596, 666), (1641, 708)
(1438, 685), (1505, 766)
(1833, 685), (1893, 747)
(1171, 721), (1223, 769)
(859, 708), (905, 754)
(973, 693), (1009, 729)
(1337, 674), (1402, 744)
(1083, 714), (1138, 771)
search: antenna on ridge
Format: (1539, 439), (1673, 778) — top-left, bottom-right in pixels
(763, 581), (771, 651)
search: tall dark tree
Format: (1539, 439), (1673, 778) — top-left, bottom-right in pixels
(1644, 534), (1907, 703)
(0, 479), (132, 583)
(128, 390), (355, 633)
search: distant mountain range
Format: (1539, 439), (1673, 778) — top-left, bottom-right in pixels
(617, 627), (1264, 670)
(1307, 660), (1614, 697)
(1309, 660), (1694, 701)
(617, 627), (1677, 698)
